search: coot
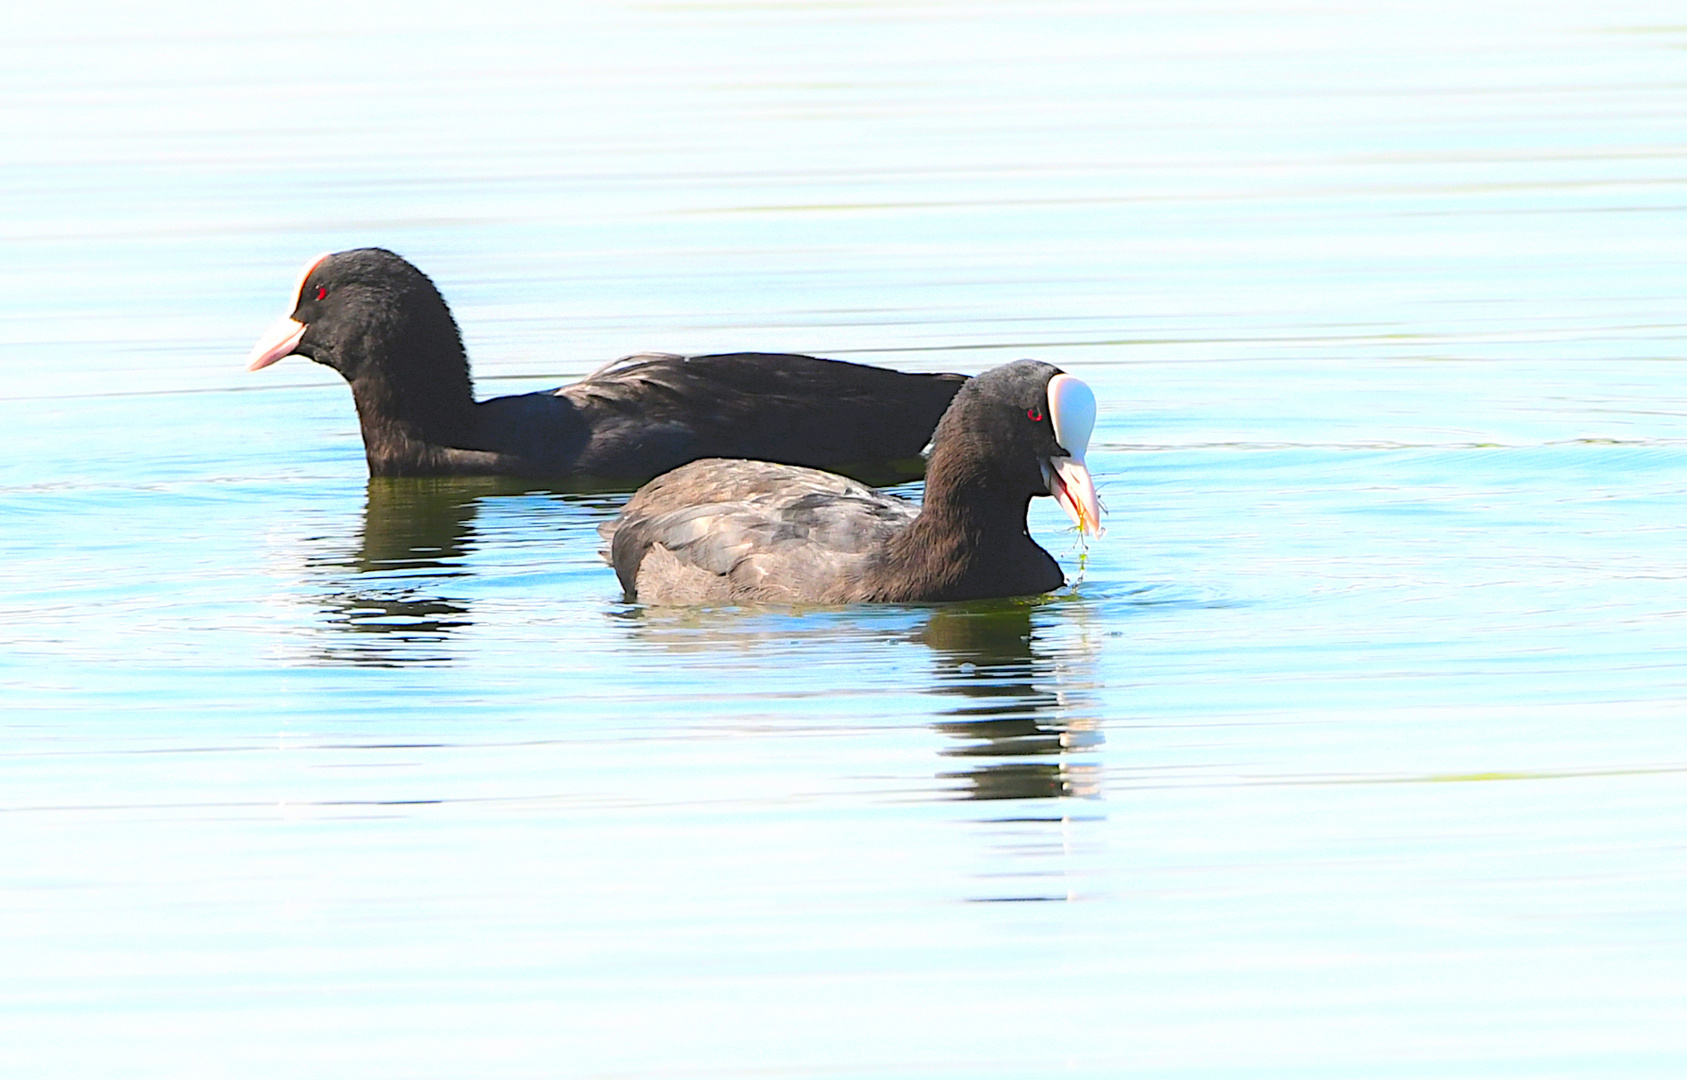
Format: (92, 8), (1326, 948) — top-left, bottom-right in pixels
(247, 248), (966, 485)
(602, 359), (1101, 604)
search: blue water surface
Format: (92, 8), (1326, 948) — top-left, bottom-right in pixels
(2, 2), (1685, 1077)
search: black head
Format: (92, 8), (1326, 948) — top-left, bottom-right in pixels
(928, 359), (1101, 534)
(246, 248), (469, 389)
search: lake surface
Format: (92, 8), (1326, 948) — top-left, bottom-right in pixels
(3, 1), (1686, 1076)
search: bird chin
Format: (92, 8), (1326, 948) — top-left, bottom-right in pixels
(247, 315), (307, 371)
(1042, 455), (1103, 537)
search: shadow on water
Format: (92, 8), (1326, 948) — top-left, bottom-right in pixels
(304, 479), (484, 665)
(302, 476), (602, 666)
(917, 604), (1105, 802)
(613, 598), (1106, 805)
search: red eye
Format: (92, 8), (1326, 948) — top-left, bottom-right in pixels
(1026, 407), (1043, 422)
(314, 285), (328, 301)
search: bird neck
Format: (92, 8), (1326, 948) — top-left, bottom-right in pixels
(343, 327), (479, 474)
(920, 434), (1036, 535)
(865, 449), (1055, 601)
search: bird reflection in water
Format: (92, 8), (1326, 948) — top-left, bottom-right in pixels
(614, 599), (1104, 904)
(915, 603), (1103, 803)
(612, 598), (1104, 805)
(304, 478), (491, 665)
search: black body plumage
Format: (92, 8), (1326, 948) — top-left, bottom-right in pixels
(249, 248), (965, 487)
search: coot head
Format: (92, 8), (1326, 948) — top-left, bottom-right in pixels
(246, 248), (467, 385)
(927, 359), (1101, 536)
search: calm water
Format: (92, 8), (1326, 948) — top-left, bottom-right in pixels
(4, 2), (1686, 1076)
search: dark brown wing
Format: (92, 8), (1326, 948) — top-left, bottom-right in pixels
(600, 458), (918, 604)
(558, 353), (966, 485)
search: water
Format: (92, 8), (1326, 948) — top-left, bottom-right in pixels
(3, 1), (1686, 1076)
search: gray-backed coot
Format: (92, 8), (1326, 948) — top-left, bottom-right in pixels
(247, 249), (966, 486)
(601, 359), (1101, 604)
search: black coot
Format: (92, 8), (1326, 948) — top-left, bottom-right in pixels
(602, 359), (1101, 604)
(247, 248), (966, 486)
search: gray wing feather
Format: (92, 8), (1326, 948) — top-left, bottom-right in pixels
(602, 459), (917, 603)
